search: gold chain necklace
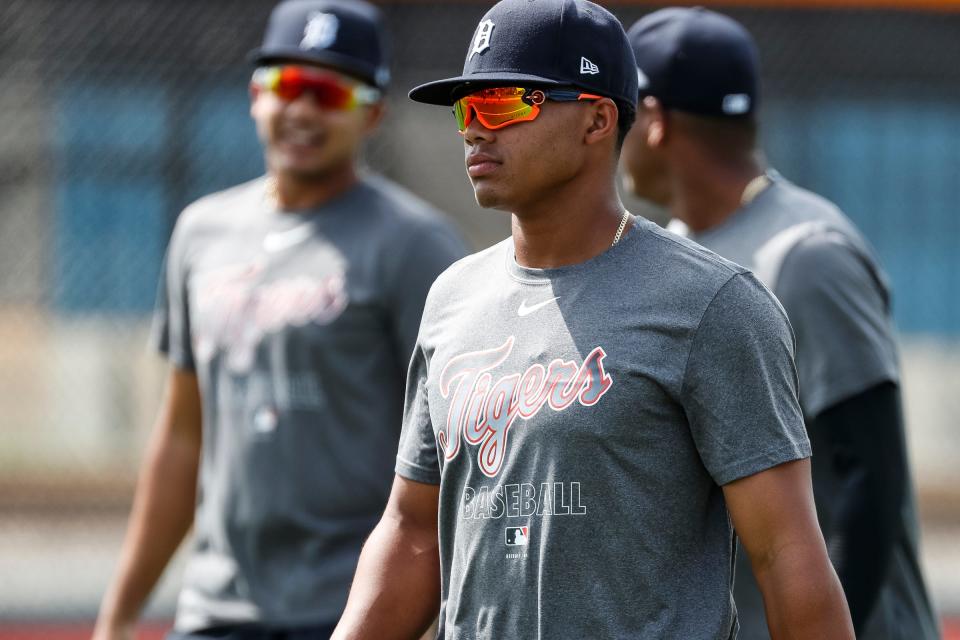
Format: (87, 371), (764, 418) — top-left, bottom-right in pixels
(741, 174), (770, 206)
(612, 210), (632, 246)
(264, 175), (279, 209)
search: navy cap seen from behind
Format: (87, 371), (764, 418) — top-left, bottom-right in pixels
(627, 7), (759, 118)
(250, 0), (390, 89)
(409, 0), (638, 108)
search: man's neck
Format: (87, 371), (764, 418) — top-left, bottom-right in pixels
(671, 156), (765, 234)
(271, 163), (359, 212)
(511, 176), (627, 269)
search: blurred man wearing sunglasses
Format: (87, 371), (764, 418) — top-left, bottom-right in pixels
(331, 0), (852, 638)
(620, 8), (940, 640)
(93, 1), (465, 639)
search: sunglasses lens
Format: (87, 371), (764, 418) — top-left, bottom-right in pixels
(453, 98), (471, 131)
(454, 88), (537, 131)
(269, 67), (355, 109)
(274, 67), (304, 101)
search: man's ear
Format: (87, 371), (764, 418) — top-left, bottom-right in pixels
(249, 83), (262, 118)
(364, 100), (386, 133)
(583, 98), (619, 147)
(643, 96), (667, 148)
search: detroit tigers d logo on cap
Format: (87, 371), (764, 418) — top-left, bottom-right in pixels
(301, 11), (339, 50)
(470, 19), (495, 58)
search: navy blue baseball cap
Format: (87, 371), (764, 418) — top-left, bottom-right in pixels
(249, 0), (390, 89)
(409, 0), (638, 107)
(627, 7), (759, 117)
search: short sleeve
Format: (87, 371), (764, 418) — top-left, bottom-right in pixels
(681, 272), (811, 486)
(384, 222), (467, 365)
(395, 343), (442, 484)
(151, 212), (195, 370)
(774, 232), (899, 418)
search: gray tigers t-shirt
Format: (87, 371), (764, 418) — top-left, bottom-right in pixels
(668, 174), (939, 640)
(155, 174), (466, 631)
(396, 217), (810, 640)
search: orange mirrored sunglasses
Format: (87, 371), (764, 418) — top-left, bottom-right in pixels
(453, 87), (603, 132)
(253, 65), (380, 110)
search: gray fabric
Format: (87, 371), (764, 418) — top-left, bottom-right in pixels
(154, 174), (466, 632)
(668, 175), (898, 418)
(669, 174), (939, 640)
(395, 217), (810, 640)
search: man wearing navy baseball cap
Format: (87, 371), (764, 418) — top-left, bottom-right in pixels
(250, 0), (391, 89)
(93, 1), (465, 639)
(333, 1), (852, 638)
(622, 7), (939, 640)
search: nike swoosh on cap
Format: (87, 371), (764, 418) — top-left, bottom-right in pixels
(517, 297), (559, 317)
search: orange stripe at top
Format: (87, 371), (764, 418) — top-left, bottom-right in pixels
(378, 0), (960, 11)
(601, 0), (960, 11)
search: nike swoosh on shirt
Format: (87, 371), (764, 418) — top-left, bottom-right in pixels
(517, 297), (559, 317)
(263, 224), (313, 253)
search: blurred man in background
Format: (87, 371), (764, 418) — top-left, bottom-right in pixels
(332, 0), (853, 638)
(621, 7), (940, 639)
(92, 0), (465, 638)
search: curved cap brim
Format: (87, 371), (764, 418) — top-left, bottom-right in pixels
(248, 46), (386, 88)
(409, 72), (564, 105)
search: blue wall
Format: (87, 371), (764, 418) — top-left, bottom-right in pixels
(765, 97), (960, 336)
(52, 84), (959, 335)
(53, 82), (262, 314)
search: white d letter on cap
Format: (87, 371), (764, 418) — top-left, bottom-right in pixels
(471, 20), (495, 58)
(301, 12), (339, 50)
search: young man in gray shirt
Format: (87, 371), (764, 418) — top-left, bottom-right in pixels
(332, 1), (853, 638)
(93, 1), (465, 638)
(621, 7), (939, 639)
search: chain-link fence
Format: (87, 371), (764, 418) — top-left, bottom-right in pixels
(0, 0), (958, 629)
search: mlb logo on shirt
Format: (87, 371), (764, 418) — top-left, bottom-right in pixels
(505, 526), (529, 546)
